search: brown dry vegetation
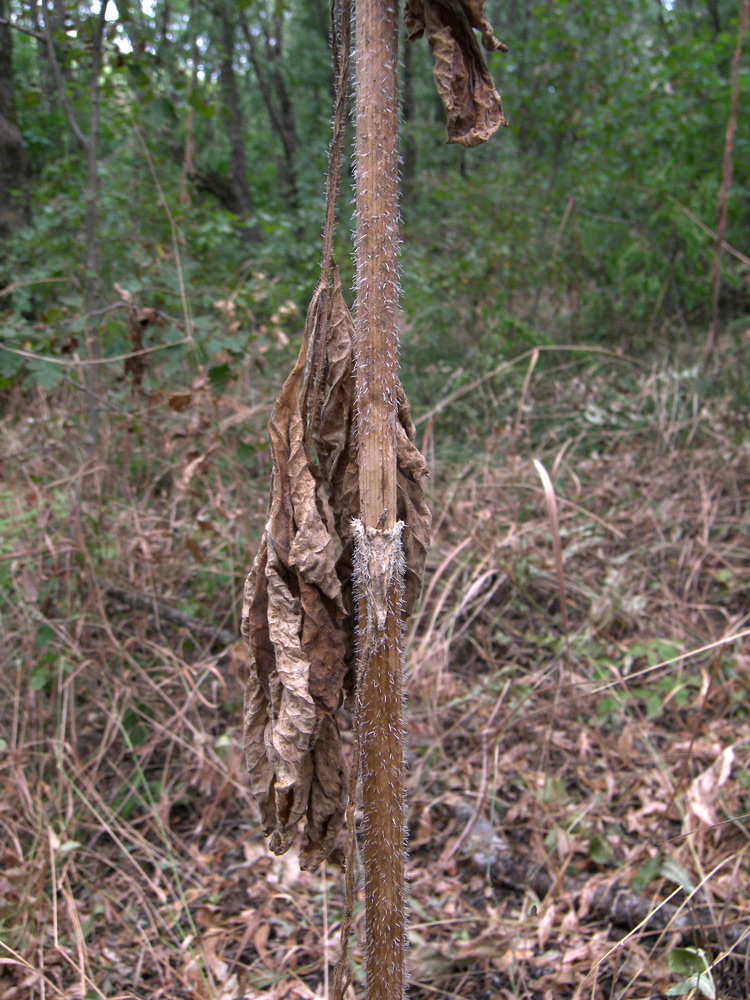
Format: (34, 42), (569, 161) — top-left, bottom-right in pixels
(2, 341), (750, 1000)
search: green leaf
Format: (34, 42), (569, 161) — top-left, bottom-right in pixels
(538, 776), (567, 804)
(665, 977), (714, 999)
(645, 691), (663, 718)
(632, 852), (662, 894)
(667, 947), (716, 997)
(660, 858), (695, 893)
(588, 834), (614, 865)
(30, 667), (52, 691)
(35, 624), (57, 650)
(208, 363), (232, 394)
(669, 947), (708, 976)
(648, 641), (682, 666)
(25, 358), (66, 391)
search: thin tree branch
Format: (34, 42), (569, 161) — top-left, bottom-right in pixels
(100, 580), (239, 648)
(0, 17), (45, 40)
(41, 0), (88, 150)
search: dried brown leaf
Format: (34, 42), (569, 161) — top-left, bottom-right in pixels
(242, 268), (430, 867)
(300, 578), (348, 712)
(313, 269), (361, 694)
(405, 0), (507, 147)
(300, 714), (347, 870)
(396, 387), (431, 616)
(314, 276), (431, 620)
(241, 283), (349, 866)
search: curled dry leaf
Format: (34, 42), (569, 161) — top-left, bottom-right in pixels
(404, 0), (507, 147)
(397, 387), (431, 616)
(242, 268), (430, 868)
(242, 280), (348, 869)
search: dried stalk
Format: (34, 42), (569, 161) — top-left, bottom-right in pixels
(354, 0), (406, 995)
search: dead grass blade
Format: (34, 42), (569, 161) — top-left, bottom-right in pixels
(532, 457), (570, 664)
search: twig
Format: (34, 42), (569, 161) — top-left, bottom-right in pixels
(552, 195), (576, 263)
(0, 335), (191, 367)
(99, 579), (238, 648)
(132, 124), (195, 346)
(449, 798), (750, 955)
(670, 199), (750, 269)
(41, 0), (89, 150)
(532, 458), (570, 662)
(509, 347), (538, 464)
(0, 17), (45, 40)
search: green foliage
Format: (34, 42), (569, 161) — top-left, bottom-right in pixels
(2, 0), (749, 400)
(667, 947), (717, 999)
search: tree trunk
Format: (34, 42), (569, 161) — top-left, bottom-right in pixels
(81, 0), (108, 446)
(27, 0), (58, 112)
(354, 0), (406, 996)
(40, 0), (108, 442)
(216, 4), (254, 227)
(0, 0), (31, 242)
(707, 0), (749, 357)
(238, 6), (300, 210)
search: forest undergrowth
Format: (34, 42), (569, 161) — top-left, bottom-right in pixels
(1, 338), (750, 1000)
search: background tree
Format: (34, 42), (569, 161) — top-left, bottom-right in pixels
(1, 0), (748, 387)
(0, 0), (31, 244)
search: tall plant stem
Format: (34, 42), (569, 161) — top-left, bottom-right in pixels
(354, 0), (405, 996)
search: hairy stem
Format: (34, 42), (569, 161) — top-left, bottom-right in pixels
(354, 0), (405, 996)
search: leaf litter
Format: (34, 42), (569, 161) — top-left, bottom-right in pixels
(2, 344), (750, 998)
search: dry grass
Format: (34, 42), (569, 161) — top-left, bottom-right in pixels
(1, 342), (749, 999)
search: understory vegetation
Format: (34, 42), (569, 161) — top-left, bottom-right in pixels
(2, 342), (750, 998)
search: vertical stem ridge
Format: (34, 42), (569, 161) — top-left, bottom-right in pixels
(354, 0), (405, 996)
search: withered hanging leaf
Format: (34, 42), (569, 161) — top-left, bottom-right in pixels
(404, 0), (507, 147)
(315, 268), (358, 546)
(313, 269), (362, 696)
(241, 282), (349, 867)
(462, 0), (508, 54)
(301, 714), (347, 870)
(242, 271), (430, 867)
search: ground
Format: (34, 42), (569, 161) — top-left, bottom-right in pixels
(1, 343), (749, 999)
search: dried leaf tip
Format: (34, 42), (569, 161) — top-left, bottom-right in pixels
(404, 0), (508, 147)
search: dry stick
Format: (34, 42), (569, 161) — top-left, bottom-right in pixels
(707, 0), (749, 358)
(333, 716), (360, 1000)
(551, 195), (576, 263)
(99, 580), (238, 648)
(42, 0), (110, 446)
(671, 198), (750, 269)
(353, 0), (405, 996)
